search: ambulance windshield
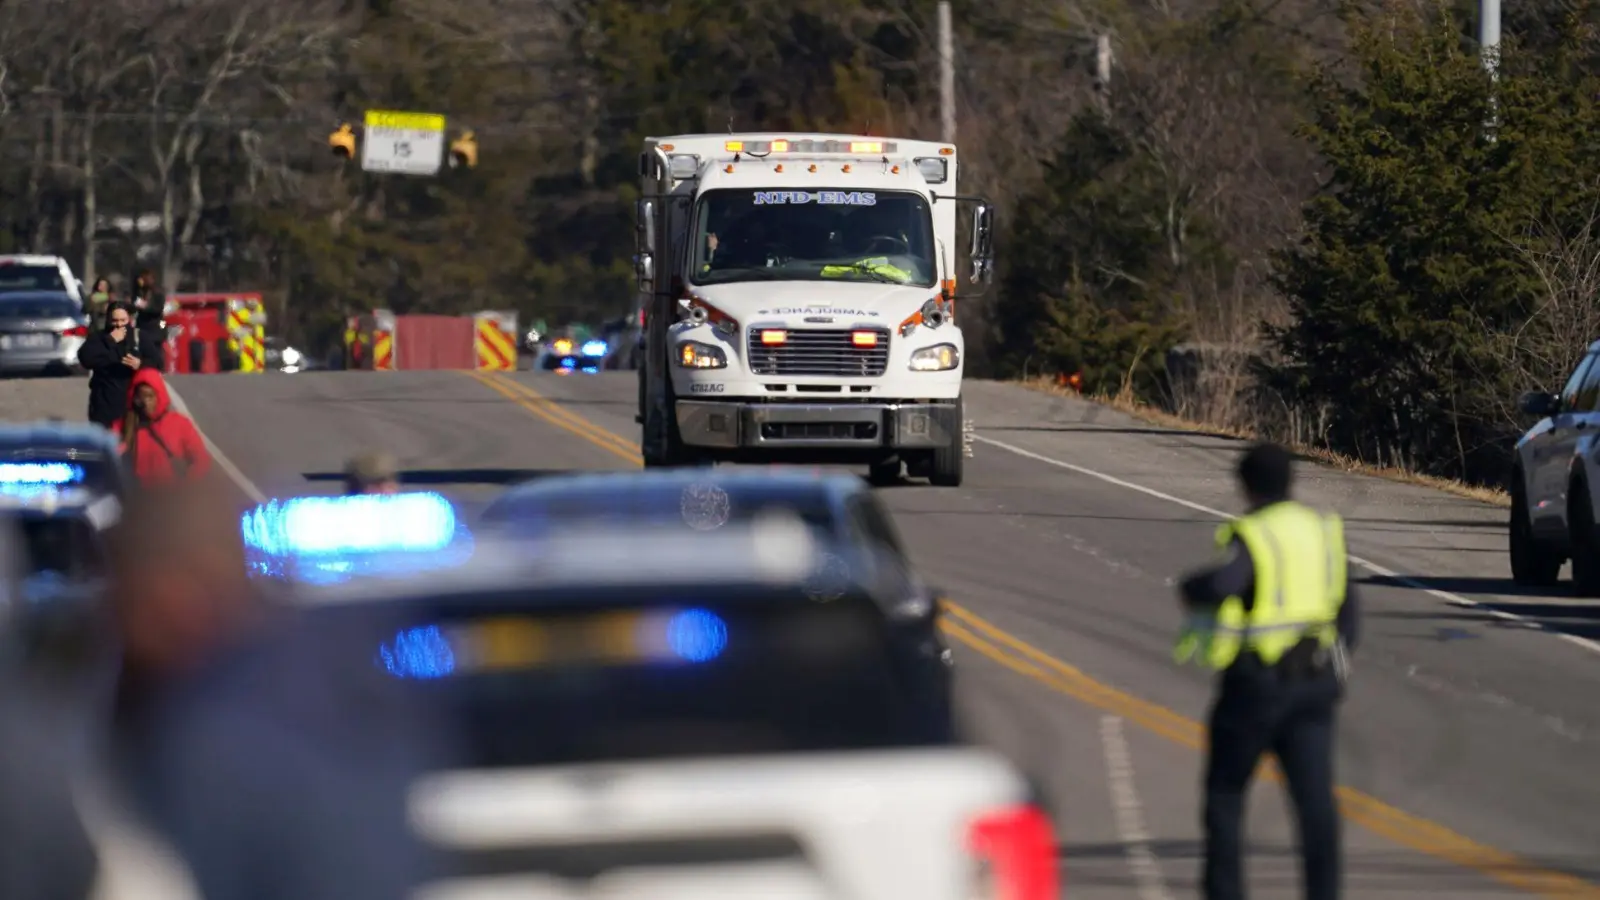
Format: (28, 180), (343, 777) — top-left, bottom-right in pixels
(690, 189), (936, 288)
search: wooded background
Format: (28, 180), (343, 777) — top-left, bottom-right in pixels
(2, 0), (1596, 486)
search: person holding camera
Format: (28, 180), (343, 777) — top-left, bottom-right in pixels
(78, 303), (165, 430)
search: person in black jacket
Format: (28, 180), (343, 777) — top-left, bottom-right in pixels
(78, 303), (166, 430)
(129, 270), (165, 329)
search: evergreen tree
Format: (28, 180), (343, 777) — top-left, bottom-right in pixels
(1267, 2), (1600, 476)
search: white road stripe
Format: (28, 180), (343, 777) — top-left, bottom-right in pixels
(972, 433), (1600, 658)
(163, 382), (267, 503)
(1099, 715), (1174, 900)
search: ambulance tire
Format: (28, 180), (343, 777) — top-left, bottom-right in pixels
(644, 378), (700, 468)
(927, 397), (965, 487)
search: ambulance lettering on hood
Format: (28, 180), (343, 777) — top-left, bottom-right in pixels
(759, 308), (881, 317)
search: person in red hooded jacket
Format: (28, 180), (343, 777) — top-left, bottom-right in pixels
(118, 369), (212, 486)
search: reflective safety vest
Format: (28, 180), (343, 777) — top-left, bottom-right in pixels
(1174, 501), (1348, 670)
(820, 256), (913, 283)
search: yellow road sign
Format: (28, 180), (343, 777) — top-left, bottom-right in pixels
(362, 109), (448, 175)
(364, 110), (446, 131)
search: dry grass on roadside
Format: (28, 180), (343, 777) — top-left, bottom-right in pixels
(1013, 377), (1511, 508)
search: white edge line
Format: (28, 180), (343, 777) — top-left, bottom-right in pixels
(1099, 715), (1174, 900)
(163, 382), (267, 504)
(971, 433), (1600, 657)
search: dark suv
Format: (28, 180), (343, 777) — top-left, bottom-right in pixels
(1510, 340), (1600, 592)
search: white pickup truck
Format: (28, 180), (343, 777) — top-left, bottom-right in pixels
(412, 750), (1058, 900)
(632, 134), (994, 486)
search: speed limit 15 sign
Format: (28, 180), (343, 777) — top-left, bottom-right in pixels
(361, 109), (446, 176)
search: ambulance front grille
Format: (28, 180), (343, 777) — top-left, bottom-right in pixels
(747, 328), (890, 378)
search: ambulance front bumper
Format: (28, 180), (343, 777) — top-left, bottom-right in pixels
(674, 400), (960, 450)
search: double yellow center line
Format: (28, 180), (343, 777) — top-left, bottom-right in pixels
(469, 370), (1600, 897)
(470, 371), (641, 465)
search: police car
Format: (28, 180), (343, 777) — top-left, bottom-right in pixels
(0, 425), (124, 599)
(0, 461), (117, 637)
(536, 334), (609, 373)
(0, 422), (126, 499)
(285, 518), (1057, 900)
(480, 468), (955, 713)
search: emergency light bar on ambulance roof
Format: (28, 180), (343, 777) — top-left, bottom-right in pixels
(710, 139), (951, 183)
(725, 139), (896, 155)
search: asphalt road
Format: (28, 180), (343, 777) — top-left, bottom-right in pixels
(158, 368), (1600, 898)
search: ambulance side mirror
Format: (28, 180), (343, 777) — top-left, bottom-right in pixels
(636, 199), (657, 248)
(969, 204), (995, 285)
(635, 199), (657, 290)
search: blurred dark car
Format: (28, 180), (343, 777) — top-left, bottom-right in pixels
(479, 468), (952, 708)
(482, 468), (915, 562)
(297, 522), (958, 759)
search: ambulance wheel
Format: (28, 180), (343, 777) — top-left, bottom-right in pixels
(927, 398), (965, 487)
(643, 382), (698, 468)
(643, 418), (693, 467)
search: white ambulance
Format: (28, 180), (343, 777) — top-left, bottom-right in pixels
(632, 134), (994, 486)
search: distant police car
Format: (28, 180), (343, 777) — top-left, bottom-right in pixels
(536, 335), (608, 373)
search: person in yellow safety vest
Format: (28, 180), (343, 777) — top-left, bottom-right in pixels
(1174, 442), (1360, 900)
(344, 325), (358, 370)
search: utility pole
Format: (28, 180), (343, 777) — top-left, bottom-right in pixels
(938, 0), (955, 143)
(1480, 0), (1499, 137)
(1093, 33), (1113, 114)
(1479, 0), (1501, 77)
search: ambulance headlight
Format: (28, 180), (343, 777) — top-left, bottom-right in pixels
(677, 341), (727, 369)
(909, 344), (959, 372)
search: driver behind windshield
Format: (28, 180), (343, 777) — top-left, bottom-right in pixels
(820, 205), (916, 283)
(712, 212), (775, 270)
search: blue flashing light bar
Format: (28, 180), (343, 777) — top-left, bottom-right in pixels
(377, 607), (729, 679)
(0, 462), (84, 485)
(581, 340), (608, 358)
(667, 608), (728, 662)
(380, 624), (456, 679)
(240, 491), (459, 558)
